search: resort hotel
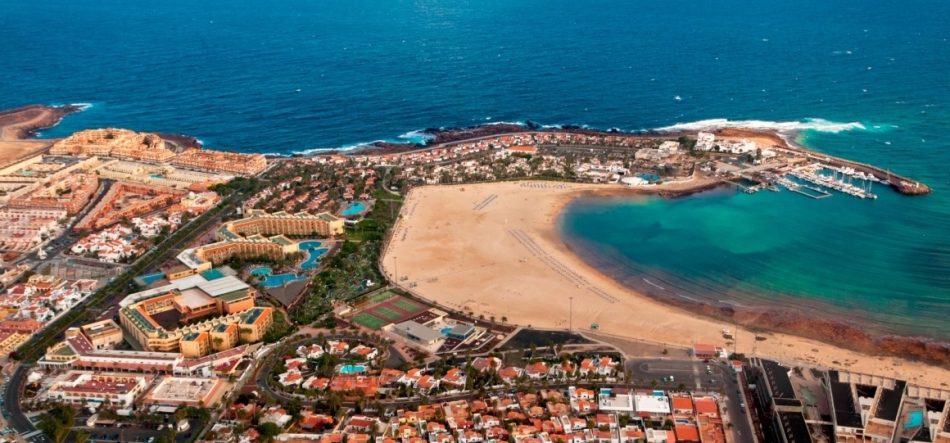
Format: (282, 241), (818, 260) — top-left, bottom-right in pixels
(118, 273), (272, 357)
(173, 209), (344, 275)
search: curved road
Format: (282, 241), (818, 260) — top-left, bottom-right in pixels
(4, 195), (240, 438)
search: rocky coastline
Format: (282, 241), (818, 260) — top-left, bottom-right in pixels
(0, 104), (83, 140)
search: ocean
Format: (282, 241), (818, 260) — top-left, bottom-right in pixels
(3, 0), (948, 339)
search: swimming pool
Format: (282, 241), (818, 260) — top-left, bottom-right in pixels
(905, 411), (923, 429)
(301, 248), (329, 270)
(440, 327), (453, 336)
(338, 364), (366, 374)
(299, 240), (323, 250)
(250, 267), (272, 276)
(201, 269), (226, 280)
(261, 273), (306, 288)
(340, 201), (367, 216)
(638, 173), (661, 182)
(137, 272), (165, 285)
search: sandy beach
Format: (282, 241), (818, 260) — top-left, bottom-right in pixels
(382, 180), (950, 389)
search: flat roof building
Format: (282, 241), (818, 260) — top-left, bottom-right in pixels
(79, 319), (124, 350)
(142, 376), (227, 407)
(387, 320), (444, 345)
(46, 371), (153, 407)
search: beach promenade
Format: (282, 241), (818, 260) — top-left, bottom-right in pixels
(382, 181), (950, 389)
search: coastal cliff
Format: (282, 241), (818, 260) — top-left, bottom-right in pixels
(0, 104), (82, 140)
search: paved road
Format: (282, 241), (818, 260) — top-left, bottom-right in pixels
(4, 196), (240, 438)
(626, 358), (754, 442)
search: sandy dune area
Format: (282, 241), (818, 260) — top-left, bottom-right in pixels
(382, 181), (950, 389)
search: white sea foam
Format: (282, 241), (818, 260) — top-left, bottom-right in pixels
(654, 118), (866, 134)
(397, 130), (435, 143)
(293, 141), (384, 156)
(70, 103), (93, 111)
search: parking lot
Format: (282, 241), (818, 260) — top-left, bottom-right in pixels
(77, 418), (200, 443)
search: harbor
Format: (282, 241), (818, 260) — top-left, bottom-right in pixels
(729, 163), (880, 200)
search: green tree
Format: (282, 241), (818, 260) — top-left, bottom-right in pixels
(258, 422), (283, 440)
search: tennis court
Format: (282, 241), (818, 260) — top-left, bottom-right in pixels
(369, 290), (398, 303)
(352, 313), (388, 330)
(373, 307), (403, 320)
(393, 299), (422, 312)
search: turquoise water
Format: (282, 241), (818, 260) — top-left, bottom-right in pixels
(299, 241), (328, 270)
(341, 202), (367, 217)
(905, 411), (923, 429)
(200, 269), (226, 280)
(301, 249), (329, 270)
(262, 273), (307, 288)
(3, 0), (950, 339)
(339, 365), (366, 374)
(559, 182), (950, 339)
(440, 327), (453, 336)
(299, 241), (324, 250)
(137, 272), (165, 286)
(250, 267), (272, 277)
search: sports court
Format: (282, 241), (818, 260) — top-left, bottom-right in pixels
(352, 313), (388, 330)
(349, 294), (434, 330)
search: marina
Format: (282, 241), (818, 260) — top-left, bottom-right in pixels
(788, 163), (878, 199)
(732, 163), (879, 200)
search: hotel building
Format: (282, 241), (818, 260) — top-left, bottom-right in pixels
(174, 209), (343, 273)
(172, 148), (267, 176)
(118, 274), (272, 356)
(8, 172), (99, 215)
(46, 371), (154, 406)
(51, 128), (172, 164)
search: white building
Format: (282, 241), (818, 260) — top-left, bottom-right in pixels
(46, 371), (153, 406)
(695, 132), (716, 151)
(634, 394), (671, 415)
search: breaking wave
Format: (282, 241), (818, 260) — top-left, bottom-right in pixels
(654, 118), (866, 133)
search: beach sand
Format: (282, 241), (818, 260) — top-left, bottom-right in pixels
(0, 105), (64, 167)
(382, 181), (950, 389)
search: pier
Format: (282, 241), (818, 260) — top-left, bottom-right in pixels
(774, 176), (831, 199)
(788, 164), (877, 199)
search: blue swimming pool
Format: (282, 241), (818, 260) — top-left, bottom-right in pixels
(201, 269), (226, 280)
(340, 201), (367, 216)
(440, 327), (453, 336)
(250, 267), (272, 276)
(301, 248), (329, 270)
(299, 240), (323, 250)
(137, 272), (165, 285)
(638, 173), (661, 182)
(338, 364), (366, 374)
(261, 273), (306, 288)
(905, 411), (924, 429)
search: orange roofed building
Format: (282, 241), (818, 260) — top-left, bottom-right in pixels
(172, 148), (267, 176)
(329, 375), (379, 396)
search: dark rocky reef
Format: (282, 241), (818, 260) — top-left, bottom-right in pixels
(669, 298), (950, 368)
(157, 133), (203, 150)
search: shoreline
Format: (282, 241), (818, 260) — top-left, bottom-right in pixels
(384, 181), (950, 388)
(0, 104), (84, 168)
(267, 122), (932, 196)
(553, 192), (950, 366)
(0, 104), (83, 141)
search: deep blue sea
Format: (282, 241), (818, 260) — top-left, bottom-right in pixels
(3, 0), (949, 338)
